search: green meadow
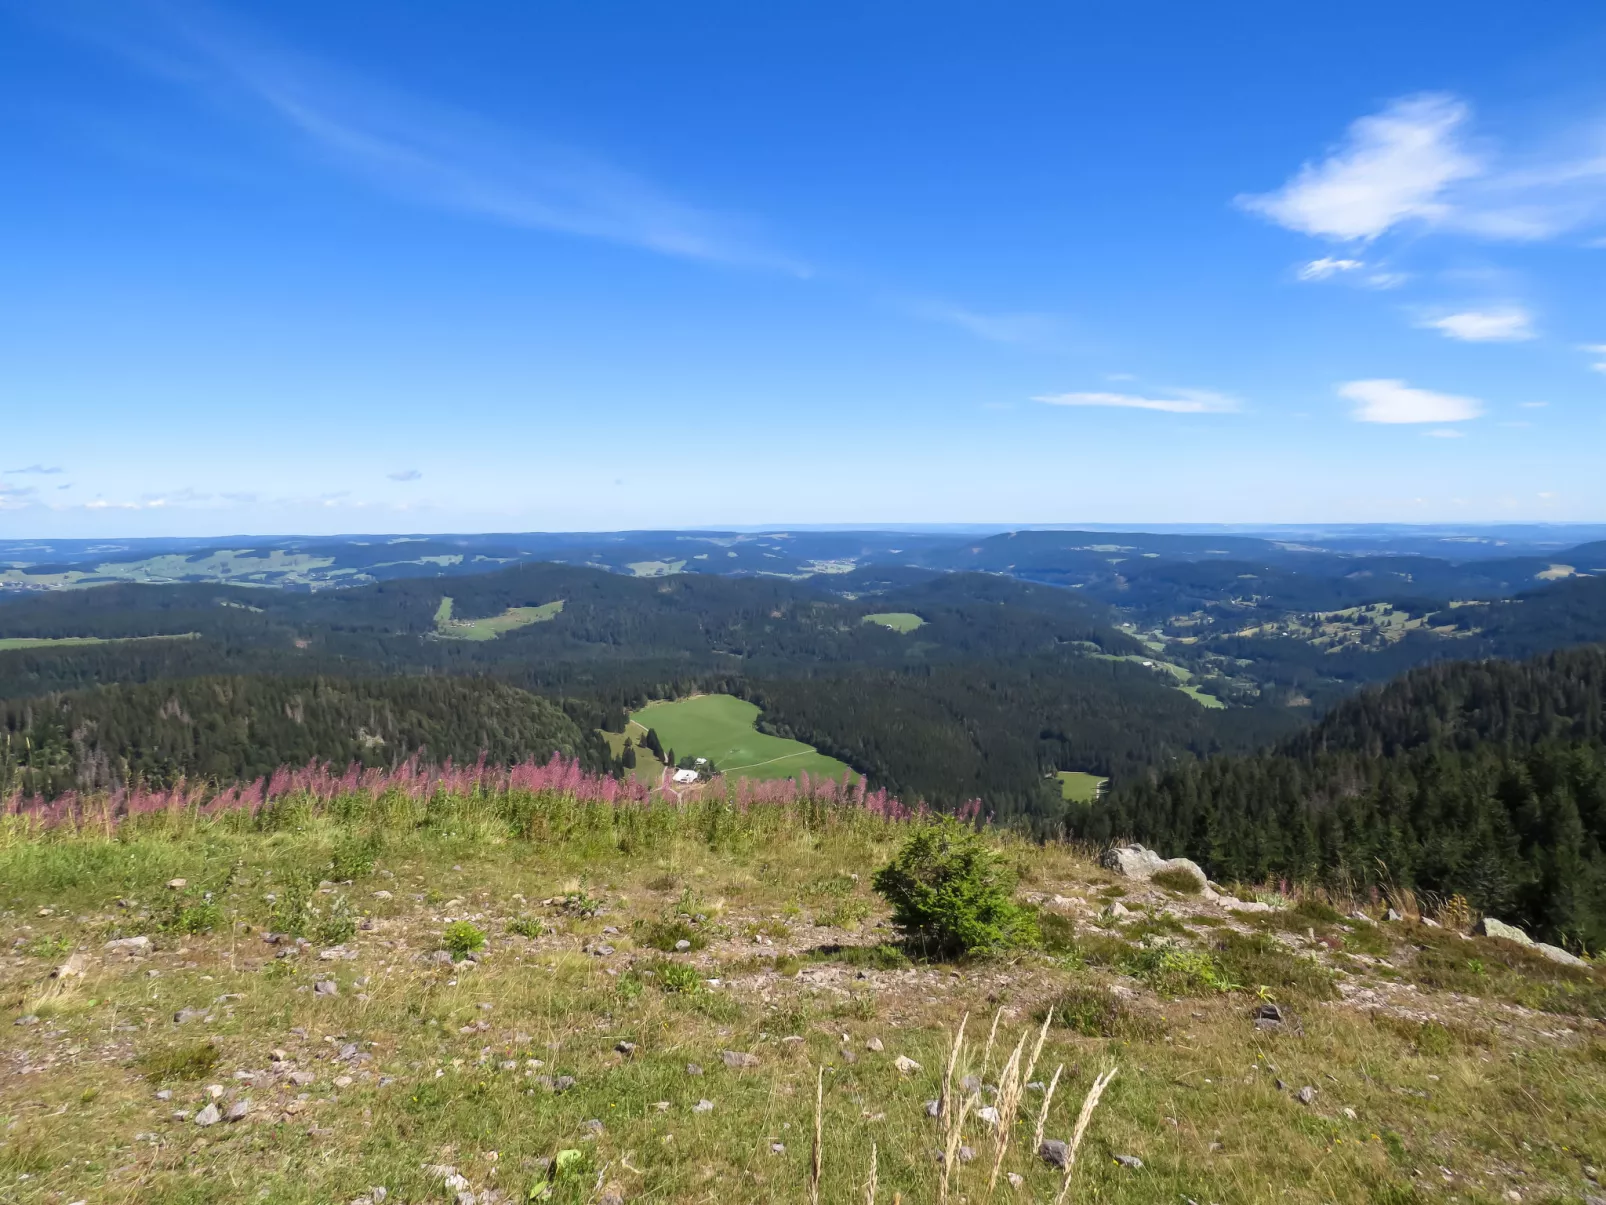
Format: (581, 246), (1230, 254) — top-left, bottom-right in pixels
(434, 597), (565, 641)
(0, 633), (199, 652)
(862, 612), (925, 633)
(1056, 770), (1109, 803)
(629, 694), (855, 781)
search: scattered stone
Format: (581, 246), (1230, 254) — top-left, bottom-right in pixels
(1040, 1140), (1070, 1169)
(1296, 1086), (1318, 1106)
(313, 979), (339, 997)
(553, 1075), (577, 1093)
(1006, 1172), (1024, 1189)
(599, 1185), (625, 1205)
(1114, 1154), (1144, 1169)
(771, 1142), (786, 1154)
(1108, 900), (1133, 918)
(958, 1145), (976, 1163)
(52, 953), (88, 980)
(1100, 844), (1207, 888)
(174, 1007), (208, 1025)
(977, 1105), (1001, 1125)
(653, 1101), (670, 1111)
(686, 1063), (703, 1076)
(168, 878), (188, 890)
(582, 1118), (604, 1135)
(693, 1099), (714, 1113)
(961, 1074), (982, 1094)
(105, 935), (151, 953)
(866, 1037), (884, 1052)
(225, 1099), (251, 1122)
(722, 1050), (760, 1069)
(674, 939), (691, 951)
(372, 890), (393, 900)
(894, 1055), (921, 1074)
(194, 1103), (222, 1127)
(156, 1089), (173, 1101)
(334, 1076), (354, 1089)
(592, 944), (615, 957)
(14, 1014), (39, 1027)
(1026, 1081), (1045, 1093)
(289, 1071), (316, 1086)
(1343, 1107), (1358, 1120)
(925, 1099), (941, 1118)
(1535, 942), (1588, 968)
(1385, 908), (1403, 922)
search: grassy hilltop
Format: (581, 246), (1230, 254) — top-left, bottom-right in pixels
(4, 770), (1605, 1205)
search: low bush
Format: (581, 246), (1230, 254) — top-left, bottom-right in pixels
(138, 1041), (221, 1083)
(1127, 942), (1237, 996)
(1041, 986), (1164, 1039)
(442, 921), (487, 960)
(651, 961), (703, 993)
(806, 942), (911, 971)
(312, 895), (357, 946)
(638, 918), (707, 952)
(872, 818), (1038, 957)
(1214, 932), (1336, 1001)
(505, 915), (545, 938)
(1151, 867), (1202, 895)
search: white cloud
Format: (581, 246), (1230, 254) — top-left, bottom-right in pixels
(1519, 401), (1549, 408)
(1419, 307), (1536, 342)
(1582, 344), (1606, 373)
(54, 4), (798, 272)
(1424, 428), (1466, 438)
(388, 469), (423, 482)
(1238, 95), (1479, 241)
(1240, 93), (1606, 245)
(1339, 378), (1484, 424)
(6, 463), (65, 474)
(1298, 257), (1365, 281)
(1362, 272), (1410, 289)
(1035, 389), (1240, 414)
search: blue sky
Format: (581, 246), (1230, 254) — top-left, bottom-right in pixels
(3, 0), (1605, 537)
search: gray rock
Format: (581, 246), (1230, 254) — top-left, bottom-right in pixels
(1114, 1154), (1144, 1169)
(225, 1099), (250, 1122)
(1385, 908), (1403, 922)
(105, 935), (151, 952)
(958, 1145), (976, 1163)
(1006, 1172), (1024, 1188)
(693, 1099), (714, 1113)
(925, 1099), (941, 1118)
(14, 1014), (39, 1026)
(1479, 916), (1531, 945)
(894, 1055), (921, 1074)
(1296, 1086), (1318, 1106)
(674, 939), (691, 951)
(1100, 844), (1207, 888)
(289, 1071), (315, 1086)
(337, 1043), (358, 1061)
(155, 1089), (173, 1100)
(1534, 942), (1588, 968)
(721, 1050), (760, 1069)
(313, 979), (338, 997)
(194, 1103), (221, 1127)
(592, 944), (615, 957)
(173, 1007), (209, 1025)
(582, 1118), (604, 1134)
(686, 1063), (703, 1076)
(865, 1037), (884, 1052)
(615, 1041), (637, 1056)
(553, 1075), (577, 1093)
(1039, 1140), (1070, 1169)
(770, 1142), (785, 1153)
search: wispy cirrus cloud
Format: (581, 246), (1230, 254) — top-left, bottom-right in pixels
(1034, 388), (1240, 415)
(1297, 256), (1365, 281)
(46, 1), (800, 272)
(1582, 343), (1606, 373)
(1339, 378), (1483, 424)
(6, 464), (65, 475)
(387, 469), (423, 482)
(906, 300), (1060, 346)
(1240, 92), (1606, 244)
(1418, 307), (1536, 342)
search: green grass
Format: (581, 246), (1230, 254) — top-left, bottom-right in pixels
(0, 633), (199, 652)
(629, 694), (854, 781)
(1056, 770), (1108, 802)
(862, 612), (925, 633)
(1177, 683), (1227, 709)
(435, 599), (564, 641)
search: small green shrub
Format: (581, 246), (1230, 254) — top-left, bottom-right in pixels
(806, 942), (911, 971)
(1041, 987), (1164, 1039)
(639, 918), (707, 952)
(653, 961), (703, 993)
(506, 915), (545, 939)
(1291, 897), (1345, 925)
(816, 897), (873, 929)
(1215, 932), (1336, 1001)
(442, 921), (487, 960)
(1035, 909), (1078, 955)
(1151, 867), (1202, 895)
(745, 918), (792, 942)
(329, 832), (383, 881)
(269, 872), (313, 937)
(872, 818), (1038, 957)
(164, 898), (224, 935)
(138, 1041), (221, 1083)
(25, 934), (72, 960)
(1127, 942), (1237, 996)
(313, 895), (357, 946)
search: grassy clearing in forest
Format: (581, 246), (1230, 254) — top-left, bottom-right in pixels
(629, 695), (854, 781)
(0, 632), (199, 651)
(1056, 771), (1108, 803)
(433, 597), (565, 641)
(3, 785), (1606, 1205)
(862, 612), (925, 633)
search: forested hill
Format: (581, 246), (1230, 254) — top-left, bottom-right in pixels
(1077, 646), (1606, 949)
(0, 676), (596, 799)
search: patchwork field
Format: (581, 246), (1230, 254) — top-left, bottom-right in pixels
(434, 598), (565, 641)
(862, 612), (925, 633)
(630, 695), (855, 781)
